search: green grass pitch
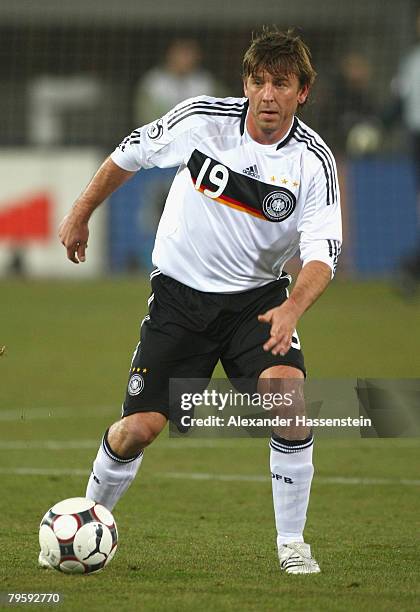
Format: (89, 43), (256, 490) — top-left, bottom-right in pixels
(0, 278), (419, 611)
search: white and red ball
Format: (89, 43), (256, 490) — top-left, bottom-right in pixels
(39, 497), (118, 574)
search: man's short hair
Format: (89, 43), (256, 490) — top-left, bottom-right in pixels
(242, 27), (317, 101)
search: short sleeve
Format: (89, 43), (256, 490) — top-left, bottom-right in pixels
(110, 97), (202, 172)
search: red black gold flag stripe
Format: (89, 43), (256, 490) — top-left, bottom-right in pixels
(187, 149), (296, 223)
(192, 178), (266, 220)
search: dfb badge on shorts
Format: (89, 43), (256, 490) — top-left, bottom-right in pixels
(128, 373), (144, 396)
(262, 189), (296, 222)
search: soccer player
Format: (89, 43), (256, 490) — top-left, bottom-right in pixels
(51, 28), (342, 574)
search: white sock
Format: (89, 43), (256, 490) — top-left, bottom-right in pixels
(86, 430), (144, 511)
(269, 432), (314, 547)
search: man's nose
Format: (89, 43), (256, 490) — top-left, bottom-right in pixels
(261, 82), (275, 101)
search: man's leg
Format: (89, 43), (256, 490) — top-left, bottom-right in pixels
(259, 365), (320, 574)
(39, 411), (167, 568)
(86, 411), (167, 511)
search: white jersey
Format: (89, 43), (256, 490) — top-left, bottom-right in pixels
(111, 95), (342, 293)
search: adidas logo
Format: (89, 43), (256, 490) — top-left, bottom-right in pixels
(242, 164), (260, 179)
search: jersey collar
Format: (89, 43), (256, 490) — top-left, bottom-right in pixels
(276, 116), (298, 150)
(239, 99), (249, 136)
(240, 104), (298, 151)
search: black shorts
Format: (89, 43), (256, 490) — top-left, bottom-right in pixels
(122, 271), (305, 423)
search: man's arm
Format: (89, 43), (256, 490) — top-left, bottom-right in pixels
(258, 260), (331, 356)
(59, 157), (135, 264)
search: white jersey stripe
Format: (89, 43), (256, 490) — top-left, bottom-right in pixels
(150, 268), (162, 280)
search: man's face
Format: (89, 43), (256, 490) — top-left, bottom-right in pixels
(243, 70), (309, 144)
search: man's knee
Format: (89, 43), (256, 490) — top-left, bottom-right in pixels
(258, 366), (308, 440)
(109, 411), (167, 456)
(259, 365), (304, 382)
(125, 411), (167, 446)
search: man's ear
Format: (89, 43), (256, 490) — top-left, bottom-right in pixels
(243, 78), (249, 98)
(297, 84), (309, 105)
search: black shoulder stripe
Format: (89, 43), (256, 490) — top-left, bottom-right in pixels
(296, 123), (335, 163)
(295, 125), (337, 203)
(297, 128), (338, 203)
(168, 103), (245, 128)
(296, 125), (337, 200)
(293, 134), (332, 205)
(168, 109), (243, 130)
(168, 99), (245, 123)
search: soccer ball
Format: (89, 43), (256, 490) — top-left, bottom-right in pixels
(39, 497), (118, 574)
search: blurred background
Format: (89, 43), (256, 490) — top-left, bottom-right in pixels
(0, 0), (419, 286)
(1, 7), (419, 605)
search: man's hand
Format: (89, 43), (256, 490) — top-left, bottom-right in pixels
(258, 301), (300, 356)
(57, 157), (135, 265)
(258, 261), (332, 356)
(58, 213), (89, 264)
